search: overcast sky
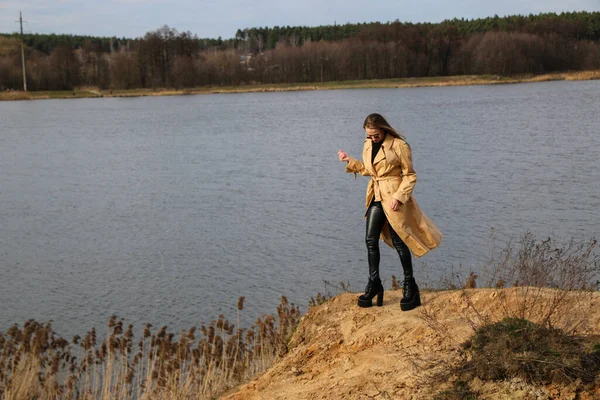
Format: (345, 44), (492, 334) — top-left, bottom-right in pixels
(1, 0), (598, 39)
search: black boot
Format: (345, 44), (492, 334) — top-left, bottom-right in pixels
(400, 278), (421, 311)
(358, 278), (384, 308)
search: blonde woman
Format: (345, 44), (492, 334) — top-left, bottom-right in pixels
(338, 113), (441, 311)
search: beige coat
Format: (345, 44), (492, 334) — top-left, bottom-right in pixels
(345, 134), (442, 258)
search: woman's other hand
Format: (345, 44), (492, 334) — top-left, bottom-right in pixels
(390, 199), (402, 211)
(338, 150), (349, 162)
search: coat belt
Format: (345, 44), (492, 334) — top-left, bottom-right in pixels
(371, 175), (401, 182)
(370, 176), (401, 201)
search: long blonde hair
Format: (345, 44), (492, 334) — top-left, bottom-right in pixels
(363, 113), (405, 140)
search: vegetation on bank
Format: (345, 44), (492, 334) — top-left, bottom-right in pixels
(0, 297), (301, 399)
(2, 12), (600, 92)
(433, 315), (600, 399)
(420, 233), (600, 399)
(0, 233), (598, 398)
(1, 70), (600, 101)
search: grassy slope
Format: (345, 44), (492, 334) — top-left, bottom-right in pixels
(2, 70), (600, 101)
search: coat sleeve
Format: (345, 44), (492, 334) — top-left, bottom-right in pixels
(392, 140), (417, 204)
(345, 157), (372, 176)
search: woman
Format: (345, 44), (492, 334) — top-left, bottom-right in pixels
(338, 113), (441, 311)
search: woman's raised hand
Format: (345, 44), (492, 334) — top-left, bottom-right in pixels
(338, 150), (349, 162)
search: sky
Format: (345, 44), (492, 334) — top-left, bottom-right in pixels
(1, 0), (598, 39)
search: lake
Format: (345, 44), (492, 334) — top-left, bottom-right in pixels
(1, 80), (599, 338)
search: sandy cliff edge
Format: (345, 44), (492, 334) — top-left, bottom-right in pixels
(221, 288), (600, 400)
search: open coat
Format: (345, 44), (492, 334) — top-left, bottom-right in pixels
(345, 134), (442, 258)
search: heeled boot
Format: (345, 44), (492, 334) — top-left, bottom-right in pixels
(400, 277), (421, 311)
(358, 278), (384, 308)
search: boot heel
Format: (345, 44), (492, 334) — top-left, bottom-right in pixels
(376, 290), (384, 307)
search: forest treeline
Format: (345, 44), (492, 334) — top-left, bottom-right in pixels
(1, 11), (600, 91)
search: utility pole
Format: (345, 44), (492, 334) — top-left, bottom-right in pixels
(19, 12), (27, 91)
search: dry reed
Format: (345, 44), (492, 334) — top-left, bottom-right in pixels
(0, 296), (301, 399)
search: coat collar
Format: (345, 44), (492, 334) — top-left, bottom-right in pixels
(363, 133), (394, 174)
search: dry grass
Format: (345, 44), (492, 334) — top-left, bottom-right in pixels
(308, 279), (352, 309)
(3, 70), (600, 101)
(462, 317), (600, 384)
(414, 233), (600, 399)
(0, 296), (301, 399)
(542, 70), (600, 81)
(0, 91), (41, 101)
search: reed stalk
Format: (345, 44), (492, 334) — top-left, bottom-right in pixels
(0, 296), (301, 399)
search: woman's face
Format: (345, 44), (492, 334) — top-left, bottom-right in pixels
(365, 127), (385, 143)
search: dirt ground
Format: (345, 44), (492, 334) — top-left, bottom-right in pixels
(222, 288), (600, 400)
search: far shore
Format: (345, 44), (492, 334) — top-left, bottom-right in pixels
(2, 70), (600, 101)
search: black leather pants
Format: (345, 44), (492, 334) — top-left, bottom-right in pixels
(365, 201), (413, 281)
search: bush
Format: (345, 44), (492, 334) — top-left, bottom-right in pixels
(459, 317), (600, 385)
